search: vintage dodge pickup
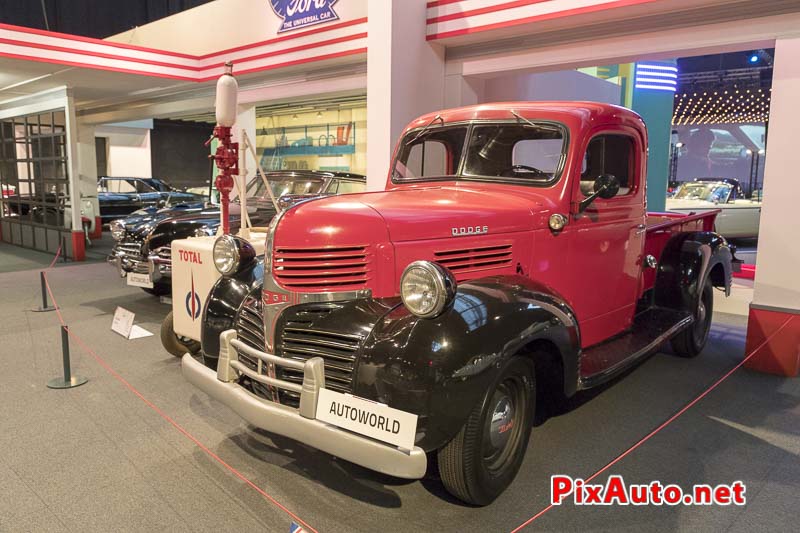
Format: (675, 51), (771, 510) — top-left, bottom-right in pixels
(181, 102), (733, 505)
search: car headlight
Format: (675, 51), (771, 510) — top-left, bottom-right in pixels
(110, 220), (125, 241)
(213, 234), (255, 276)
(400, 261), (456, 319)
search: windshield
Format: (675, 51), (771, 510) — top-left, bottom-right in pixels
(674, 182), (732, 202)
(393, 121), (566, 184)
(248, 176), (327, 199)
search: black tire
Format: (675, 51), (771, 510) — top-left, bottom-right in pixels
(160, 311), (201, 357)
(671, 277), (714, 358)
(437, 357), (535, 505)
(142, 280), (171, 297)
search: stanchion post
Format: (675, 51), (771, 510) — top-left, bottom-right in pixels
(31, 271), (55, 312)
(47, 325), (88, 389)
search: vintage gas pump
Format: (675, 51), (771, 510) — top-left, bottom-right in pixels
(207, 62), (239, 235)
(164, 64), (274, 356)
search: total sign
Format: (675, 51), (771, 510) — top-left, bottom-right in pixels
(269, 0), (339, 33)
(172, 237), (219, 343)
(171, 232), (268, 343)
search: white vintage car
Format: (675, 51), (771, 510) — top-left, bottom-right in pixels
(666, 178), (761, 239)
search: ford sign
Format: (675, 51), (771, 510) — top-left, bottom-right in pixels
(269, 0), (339, 33)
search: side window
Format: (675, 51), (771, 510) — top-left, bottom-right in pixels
(580, 134), (635, 197)
(105, 179), (137, 193)
(135, 180), (156, 193)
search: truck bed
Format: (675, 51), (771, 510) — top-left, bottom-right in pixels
(646, 210), (719, 233)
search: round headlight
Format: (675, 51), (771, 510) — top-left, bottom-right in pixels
(400, 261), (456, 319)
(110, 221), (125, 241)
(213, 235), (240, 275)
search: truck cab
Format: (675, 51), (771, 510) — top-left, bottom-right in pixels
(181, 102), (732, 505)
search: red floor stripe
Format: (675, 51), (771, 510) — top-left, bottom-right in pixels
(511, 314), (796, 531)
(41, 272), (318, 533)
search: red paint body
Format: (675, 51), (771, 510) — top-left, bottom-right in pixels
(272, 102), (719, 348)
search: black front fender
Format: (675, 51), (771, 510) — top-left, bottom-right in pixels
(201, 259), (264, 362)
(355, 275), (580, 452)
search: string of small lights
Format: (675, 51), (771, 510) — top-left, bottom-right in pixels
(672, 88), (770, 125)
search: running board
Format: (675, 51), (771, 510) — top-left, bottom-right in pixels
(578, 307), (693, 390)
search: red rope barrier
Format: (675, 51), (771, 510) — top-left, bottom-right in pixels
(46, 242), (62, 271)
(511, 314), (796, 532)
(41, 272), (318, 533)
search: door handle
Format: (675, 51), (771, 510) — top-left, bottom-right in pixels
(635, 223), (646, 235)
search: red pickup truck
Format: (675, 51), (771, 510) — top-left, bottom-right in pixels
(182, 102), (733, 505)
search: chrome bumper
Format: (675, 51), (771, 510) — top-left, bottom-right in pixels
(107, 251), (170, 281)
(181, 330), (427, 479)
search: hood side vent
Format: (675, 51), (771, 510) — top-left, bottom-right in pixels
(434, 244), (513, 279)
(273, 245), (371, 291)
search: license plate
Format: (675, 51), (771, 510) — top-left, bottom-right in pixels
(316, 388), (418, 450)
(127, 272), (154, 288)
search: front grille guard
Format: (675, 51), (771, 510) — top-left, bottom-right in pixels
(218, 330), (326, 419)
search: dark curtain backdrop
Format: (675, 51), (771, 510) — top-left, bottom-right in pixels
(0, 0), (213, 39)
(150, 119), (213, 190)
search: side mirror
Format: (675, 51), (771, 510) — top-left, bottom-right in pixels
(578, 174), (620, 213)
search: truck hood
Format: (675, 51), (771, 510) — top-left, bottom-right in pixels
(279, 186), (538, 244)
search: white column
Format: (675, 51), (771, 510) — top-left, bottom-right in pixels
(64, 92), (82, 232)
(444, 69), (485, 108)
(751, 36), (800, 312)
(234, 104), (257, 198)
(366, 0), (445, 191)
(75, 121), (98, 224)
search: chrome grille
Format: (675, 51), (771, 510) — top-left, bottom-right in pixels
(434, 243), (513, 280)
(234, 292), (264, 372)
(273, 245), (371, 291)
(153, 245), (172, 273)
(112, 239), (149, 273)
(277, 304), (361, 407)
(233, 296), (362, 407)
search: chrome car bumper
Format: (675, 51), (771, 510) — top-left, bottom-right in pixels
(108, 245), (172, 280)
(181, 330), (428, 479)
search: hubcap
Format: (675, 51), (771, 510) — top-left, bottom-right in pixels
(697, 300), (707, 325)
(487, 393), (515, 453)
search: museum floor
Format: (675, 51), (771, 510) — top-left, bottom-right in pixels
(0, 258), (796, 532)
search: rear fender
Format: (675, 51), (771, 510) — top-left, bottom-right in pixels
(357, 275), (580, 451)
(654, 231), (732, 312)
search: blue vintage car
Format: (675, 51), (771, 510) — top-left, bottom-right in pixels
(97, 177), (206, 224)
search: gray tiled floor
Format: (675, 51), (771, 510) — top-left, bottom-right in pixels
(0, 261), (797, 532)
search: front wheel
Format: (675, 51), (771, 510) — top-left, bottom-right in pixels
(161, 311), (201, 357)
(671, 277), (714, 357)
(437, 357), (535, 505)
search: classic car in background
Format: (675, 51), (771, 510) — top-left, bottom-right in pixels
(666, 178), (761, 239)
(98, 177), (206, 224)
(108, 170), (366, 296)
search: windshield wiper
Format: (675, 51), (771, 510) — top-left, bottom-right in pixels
(510, 110), (539, 129)
(406, 115), (444, 145)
